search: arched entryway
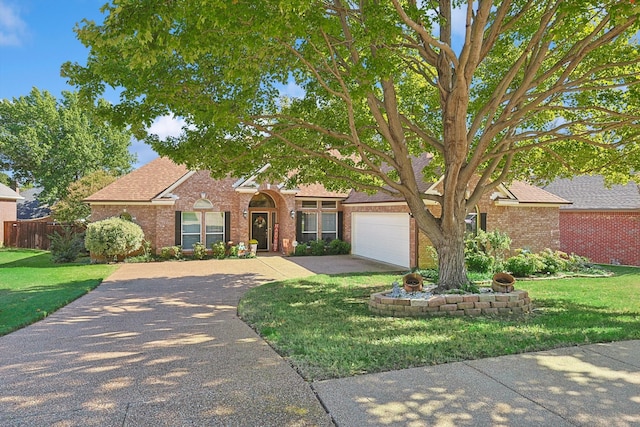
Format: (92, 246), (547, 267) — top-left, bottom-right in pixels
(248, 192), (277, 251)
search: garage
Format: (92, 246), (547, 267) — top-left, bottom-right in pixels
(351, 212), (410, 268)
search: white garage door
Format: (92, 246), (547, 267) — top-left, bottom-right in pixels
(352, 213), (410, 268)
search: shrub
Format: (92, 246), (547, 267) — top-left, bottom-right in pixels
(539, 248), (568, 274)
(85, 217), (144, 261)
(160, 245), (183, 260)
(566, 253), (591, 272)
(310, 239), (326, 256)
(294, 243), (308, 256)
(466, 252), (493, 273)
(228, 244), (239, 258)
(505, 252), (544, 277)
(327, 239), (351, 255)
(211, 241), (226, 259)
(465, 230), (511, 273)
(193, 242), (207, 260)
(49, 226), (84, 263)
(125, 240), (154, 263)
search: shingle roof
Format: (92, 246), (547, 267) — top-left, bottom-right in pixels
(343, 154), (568, 205)
(0, 183), (23, 201)
(343, 154), (435, 204)
(296, 183), (349, 198)
(505, 181), (571, 205)
(17, 188), (50, 219)
(543, 175), (640, 210)
(85, 157), (190, 202)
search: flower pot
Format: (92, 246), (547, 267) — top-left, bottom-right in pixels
(250, 244), (258, 255)
(403, 273), (424, 292)
(492, 272), (515, 293)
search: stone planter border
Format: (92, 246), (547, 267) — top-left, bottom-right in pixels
(369, 289), (532, 317)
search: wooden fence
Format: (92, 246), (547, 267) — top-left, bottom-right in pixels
(3, 221), (84, 251)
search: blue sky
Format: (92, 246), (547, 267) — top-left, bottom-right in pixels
(0, 0), (161, 167)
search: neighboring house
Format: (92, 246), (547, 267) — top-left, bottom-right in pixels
(86, 156), (570, 269)
(16, 188), (51, 221)
(544, 175), (640, 266)
(0, 183), (24, 245)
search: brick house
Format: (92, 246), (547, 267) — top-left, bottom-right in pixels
(86, 156), (569, 268)
(0, 183), (24, 245)
(544, 175), (640, 266)
(85, 157), (347, 256)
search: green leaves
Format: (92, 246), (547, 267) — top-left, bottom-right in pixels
(0, 88), (135, 204)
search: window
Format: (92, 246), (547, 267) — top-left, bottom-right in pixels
(182, 212), (201, 250)
(205, 212), (225, 247)
(300, 212), (318, 242)
(301, 200), (317, 209)
(321, 212), (337, 242)
(321, 200), (337, 209)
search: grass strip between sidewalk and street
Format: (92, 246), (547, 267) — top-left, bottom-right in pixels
(0, 249), (119, 336)
(238, 266), (640, 380)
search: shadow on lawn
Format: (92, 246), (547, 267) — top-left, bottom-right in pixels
(0, 250), (92, 269)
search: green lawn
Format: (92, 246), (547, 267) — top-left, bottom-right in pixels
(0, 249), (119, 336)
(238, 266), (640, 380)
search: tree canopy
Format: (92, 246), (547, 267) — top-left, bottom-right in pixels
(0, 88), (135, 204)
(63, 0), (640, 288)
(52, 170), (118, 223)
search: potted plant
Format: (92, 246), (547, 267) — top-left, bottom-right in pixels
(248, 239), (258, 255)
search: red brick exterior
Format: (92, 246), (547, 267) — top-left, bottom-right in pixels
(90, 172), (299, 254)
(559, 211), (640, 266)
(487, 205), (560, 255)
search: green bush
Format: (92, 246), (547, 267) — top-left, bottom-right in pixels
(539, 248), (568, 274)
(327, 239), (351, 255)
(465, 252), (493, 273)
(228, 244), (239, 258)
(193, 242), (207, 260)
(294, 243), (308, 256)
(49, 226), (84, 263)
(125, 240), (154, 263)
(211, 241), (226, 259)
(160, 245), (183, 260)
(465, 230), (511, 273)
(505, 252), (544, 277)
(85, 217), (144, 261)
(310, 239), (326, 256)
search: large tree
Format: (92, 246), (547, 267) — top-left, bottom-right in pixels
(0, 88), (135, 204)
(63, 1), (640, 289)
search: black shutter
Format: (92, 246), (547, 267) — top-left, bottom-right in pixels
(175, 211), (182, 246)
(480, 213), (487, 232)
(337, 211), (344, 240)
(296, 211), (303, 242)
(224, 211), (231, 242)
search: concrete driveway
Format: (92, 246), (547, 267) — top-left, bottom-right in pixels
(0, 255), (400, 426)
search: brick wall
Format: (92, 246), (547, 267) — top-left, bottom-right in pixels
(559, 211), (640, 266)
(90, 172), (299, 254)
(488, 205), (560, 254)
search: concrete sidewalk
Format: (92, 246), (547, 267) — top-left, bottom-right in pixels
(314, 341), (640, 426)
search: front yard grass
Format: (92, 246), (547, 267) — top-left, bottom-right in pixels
(0, 249), (119, 336)
(238, 265), (640, 380)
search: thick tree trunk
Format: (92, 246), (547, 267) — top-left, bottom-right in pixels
(433, 220), (469, 291)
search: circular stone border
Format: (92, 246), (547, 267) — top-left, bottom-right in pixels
(369, 289), (532, 317)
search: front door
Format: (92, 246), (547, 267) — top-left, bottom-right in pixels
(251, 212), (269, 250)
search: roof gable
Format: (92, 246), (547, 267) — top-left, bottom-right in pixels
(0, 183), (23, 201)
(85, 157), (190, 202)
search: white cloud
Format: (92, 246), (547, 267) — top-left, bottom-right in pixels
(0, 1), (28, 47)
(147, 114), (188, 141)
